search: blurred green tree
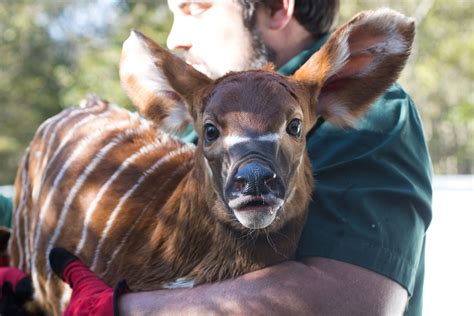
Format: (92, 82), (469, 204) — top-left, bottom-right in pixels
(0, 0), (171, 184)
(55, 1), (172, 109)
(0, 2), (69, 184)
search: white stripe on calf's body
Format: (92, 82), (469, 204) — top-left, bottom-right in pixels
(31, 119), (134, 295)
(14, 162), (28, 270)
(74, 133), (163, 256)
(45, 131), (140, 284)
(32, 109), (76, 201)
(101, 158), (193, 277)
(32, 106), (100, 202)
(91, 144), (195, 272)
(23, 162), (31, 271)
(30, 105), (112, 264)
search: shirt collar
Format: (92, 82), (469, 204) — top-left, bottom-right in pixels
(277, 33), (330, 76)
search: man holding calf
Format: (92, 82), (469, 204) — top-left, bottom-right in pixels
(118, 1), (431, 314)
(2, 0), (432, 315)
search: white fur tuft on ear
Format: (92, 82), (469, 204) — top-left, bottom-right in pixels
(329, 8), (414, 80)
(359, 8), (414, 55)
(328, 29), (351, 79)
(326, 101), (357, 127)
(161, 105), (192, 133)
(293, 8), (415, 127)
(120, 30), (194, 132)
(121, 30), (173, 99)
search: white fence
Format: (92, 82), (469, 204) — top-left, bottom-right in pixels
(424, 175), (473, 315)
(0, 185), (13, 198)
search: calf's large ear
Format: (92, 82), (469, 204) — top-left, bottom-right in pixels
(293, 8), (415, 127)
(120, 30), (212, 132)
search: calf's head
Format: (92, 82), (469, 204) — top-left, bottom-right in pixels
(120, 9), (414, 231)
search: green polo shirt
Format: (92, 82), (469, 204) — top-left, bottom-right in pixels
(0, 194), (12, 228)
(179, 34), (432, 314)
(280, 36), (432, 316)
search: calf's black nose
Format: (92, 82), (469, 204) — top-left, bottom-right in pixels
(232, 162), (280, 196)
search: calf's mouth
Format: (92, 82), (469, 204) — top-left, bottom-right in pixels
(228, 193), (284, 229)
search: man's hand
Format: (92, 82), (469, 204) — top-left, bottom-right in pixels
(0, 266), (33, 315)
(49, 248), (128, 316)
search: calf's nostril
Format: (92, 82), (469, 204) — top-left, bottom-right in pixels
(233, 178), (247, 192)
(264, 174), (278, 191)
(231, 162), (279, 196)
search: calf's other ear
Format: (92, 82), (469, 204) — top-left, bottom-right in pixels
(293, 8), (415, 127)
(120, 30), (213, 132)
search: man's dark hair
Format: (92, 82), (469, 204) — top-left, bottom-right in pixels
(238, 0), (340, 38)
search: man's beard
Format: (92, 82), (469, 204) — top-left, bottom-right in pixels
(184, 27), (276, 79)
(248, 28), (277, 69)
(236, 0), (276, 68)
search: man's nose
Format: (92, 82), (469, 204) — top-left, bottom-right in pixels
(166, 20), (192, 51)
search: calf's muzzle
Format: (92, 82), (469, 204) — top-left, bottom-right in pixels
(226, 160), (285, 230)
(231, 161), (283, 197)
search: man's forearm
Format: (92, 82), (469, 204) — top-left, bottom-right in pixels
(119, 257), (408, 315)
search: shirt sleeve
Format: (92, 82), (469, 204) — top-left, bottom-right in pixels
(296, 83), (433, 297)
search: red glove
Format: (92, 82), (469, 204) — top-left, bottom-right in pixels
(0, 266), (33, 315)
(49, 248), (129, 316)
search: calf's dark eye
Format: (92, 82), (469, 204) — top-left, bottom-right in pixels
(204, 123), (220, 143)
(286, 119), (302, 138)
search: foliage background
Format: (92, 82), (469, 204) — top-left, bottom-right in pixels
(0, 0), (473, 184)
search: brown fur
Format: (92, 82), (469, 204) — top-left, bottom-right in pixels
(10, 100), (311, 314)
